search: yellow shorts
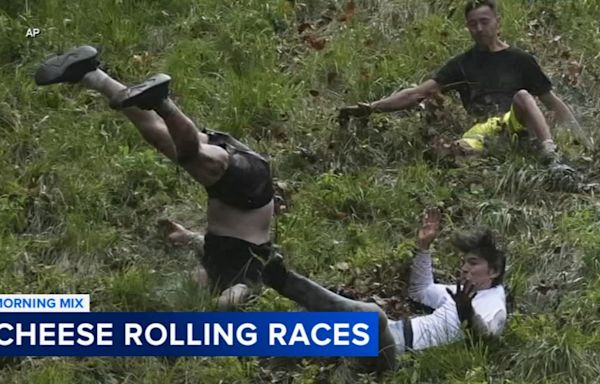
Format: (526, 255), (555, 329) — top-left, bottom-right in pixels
(458, 106), (524, 151)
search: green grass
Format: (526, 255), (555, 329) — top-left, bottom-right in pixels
(1, 0), (600, 382)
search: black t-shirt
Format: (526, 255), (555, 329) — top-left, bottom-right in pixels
(433, 46), (552, 118)
(204, 130), (274, 210)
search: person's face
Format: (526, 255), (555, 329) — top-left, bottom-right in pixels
(465, 5), (499, 48)
(461, 252), (499, 290)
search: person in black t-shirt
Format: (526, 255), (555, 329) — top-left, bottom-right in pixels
(340, 0), (587, 163)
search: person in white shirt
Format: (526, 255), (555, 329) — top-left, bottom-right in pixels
(262, 207), (507, 372)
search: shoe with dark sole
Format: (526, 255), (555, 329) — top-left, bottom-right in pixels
(34, 45), (99, 85)
(109, 73), (171, 110)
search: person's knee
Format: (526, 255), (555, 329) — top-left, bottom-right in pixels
(363, 303), (389, 330)
(355, 303), (388, 326)
(377, 310), (389, 331)
(357, 303), (397, 373)
(513, 89), (534, 110)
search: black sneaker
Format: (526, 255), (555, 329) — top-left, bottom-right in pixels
(108, 73), (171, 110)
(34, 45), (99, 85)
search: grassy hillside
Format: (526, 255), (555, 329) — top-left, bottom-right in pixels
(1, 0), (600, 382)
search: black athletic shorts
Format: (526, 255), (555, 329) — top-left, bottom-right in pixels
(202, 233), (272, 291)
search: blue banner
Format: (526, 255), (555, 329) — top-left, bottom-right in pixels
(0, 312), (379, 357)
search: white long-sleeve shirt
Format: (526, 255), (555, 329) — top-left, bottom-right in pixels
(390, 250), (506, 351)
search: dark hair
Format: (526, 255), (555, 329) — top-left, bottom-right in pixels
(464, 0), (498, 18)
(453, 229), (506, 286)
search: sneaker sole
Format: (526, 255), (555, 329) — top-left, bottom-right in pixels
(35, 45), (98, 85)
(109, 73), (171, 110)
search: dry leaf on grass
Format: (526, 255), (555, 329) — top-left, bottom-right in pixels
(338, 1), (356, 22)
(303, 33), (327, 50)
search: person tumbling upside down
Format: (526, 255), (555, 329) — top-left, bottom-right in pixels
(262, 208), (507, 372)
(35, 45), (275, 308)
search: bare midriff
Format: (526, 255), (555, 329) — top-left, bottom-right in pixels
(206, 198), (274, 245)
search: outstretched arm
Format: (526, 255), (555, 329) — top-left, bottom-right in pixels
(339, 79), (442, 119)
(408, 208), (448, 308)
(538, 91), (594, 150)
(369, 79), (442, 112)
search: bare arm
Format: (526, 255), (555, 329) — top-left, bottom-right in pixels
(538, 91), (594, 150)
(370, 79), (442, 112)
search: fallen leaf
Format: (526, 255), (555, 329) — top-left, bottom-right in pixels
(567, 60), (583, 80)
(303, 33), (327, 50)
(298, 22), (313, 34)
(370, 295), (387, 307)
(338, 0), (356, 22)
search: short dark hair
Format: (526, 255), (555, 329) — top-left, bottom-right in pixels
(453, 229), (506, 286)
(464, 0), (498, 18)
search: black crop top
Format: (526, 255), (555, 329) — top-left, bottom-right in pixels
(204, 130), (274, 210)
